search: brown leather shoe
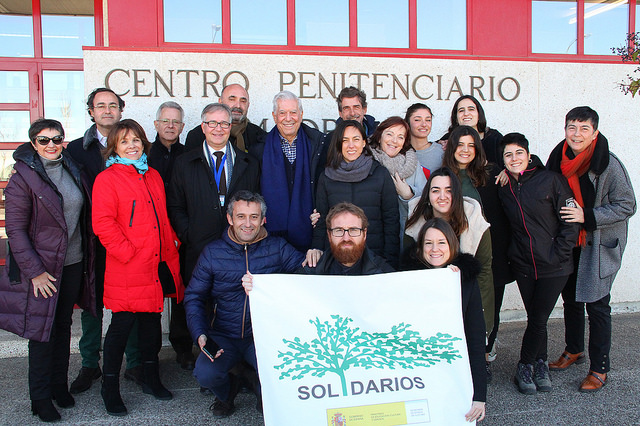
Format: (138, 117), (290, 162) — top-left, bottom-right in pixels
(579, 371), (607, 393)
(548, 351), (586, 370)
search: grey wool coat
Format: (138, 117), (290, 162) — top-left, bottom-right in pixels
(547, 134), (636, 303)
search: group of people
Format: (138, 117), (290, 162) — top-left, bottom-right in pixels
(0, 82), (634, 424)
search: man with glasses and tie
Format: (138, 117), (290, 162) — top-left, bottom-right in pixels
(301, 203), (394, 275)
(167, 103), (260, 331)
(184, 84), (266, 154)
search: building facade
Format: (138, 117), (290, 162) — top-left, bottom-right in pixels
(1, 0), (639, 312)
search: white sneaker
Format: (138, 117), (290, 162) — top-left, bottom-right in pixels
(487, 338), (498, 362)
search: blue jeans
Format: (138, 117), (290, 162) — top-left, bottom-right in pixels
(193, 334), (259, 401)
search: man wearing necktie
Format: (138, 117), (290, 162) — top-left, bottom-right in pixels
(167, 103), (260, 304)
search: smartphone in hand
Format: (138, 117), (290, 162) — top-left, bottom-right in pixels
(201, 339), (221, 362)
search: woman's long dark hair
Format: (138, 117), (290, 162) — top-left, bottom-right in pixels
(326, 119), (370, 169)
(442, 125), (489, 187)
(413, 217), (459, 268)
(406, 167), (468, 237)
(448, 94), (487, 134)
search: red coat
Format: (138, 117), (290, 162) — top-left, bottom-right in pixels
(92, 164), (183, 313)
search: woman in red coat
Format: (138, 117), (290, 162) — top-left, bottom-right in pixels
(92, 119), (183, 416)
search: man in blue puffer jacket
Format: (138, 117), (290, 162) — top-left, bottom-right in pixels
(184, 191), (305, 418)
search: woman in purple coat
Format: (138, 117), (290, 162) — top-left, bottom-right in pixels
(0, 119), (95, 422)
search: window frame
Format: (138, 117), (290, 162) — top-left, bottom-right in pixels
(529, 0), (637, 60)
(157, 0), (474, 56)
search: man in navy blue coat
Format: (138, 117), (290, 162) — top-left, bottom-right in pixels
(184, 191), (305, 418)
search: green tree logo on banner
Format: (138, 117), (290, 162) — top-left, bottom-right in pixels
(275, 315), (462, 396)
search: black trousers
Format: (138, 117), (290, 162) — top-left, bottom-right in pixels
(516, 273), (569, 365)
(561, 259), (612, 373)
(487, 283), (507, 352)
(29, 262), (83, 400)
(169, 298), (194, 354)
(103, 311), (162, 376)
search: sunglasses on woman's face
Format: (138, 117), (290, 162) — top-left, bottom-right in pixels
(34, 135), (64, 145)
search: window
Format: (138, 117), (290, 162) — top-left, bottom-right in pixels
(43, 71), (85, 139)
(163, 0), (223, 43)
(357, 0), (409, 48)
(0, 3), (34, 57)
(296, 0), (349, 47)
(532, 0), (631, 55)
(584, 0), (629, 55)
(0, 1), (97, 144)
(230, 0), (287, 45)
(532, 1), (577, 54)
(161, 0), (470, 52)
(416, 0), (466, 50)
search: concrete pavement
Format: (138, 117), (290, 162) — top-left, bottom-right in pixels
(1, 312), (639, 425)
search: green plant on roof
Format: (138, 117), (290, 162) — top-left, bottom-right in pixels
(275, 314), (462, 396)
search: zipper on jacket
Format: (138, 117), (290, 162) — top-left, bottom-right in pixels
(143, 179), (167, 300)
(509, 180), (538, 279)
(129, 200), (136, 227)
(241, 244), (249, 339)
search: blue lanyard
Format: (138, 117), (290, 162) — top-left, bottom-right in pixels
(205, 143), (227, 191)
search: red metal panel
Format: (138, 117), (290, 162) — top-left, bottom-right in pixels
(287, 0), (296, 46)
(222, 0), (231, 44)
(108, 0), (159, 47)
(98, 0), (625, 64)
(577, 0), (585, 55)
(94, 0), (104, 46)
(350, 0), (358, 47)
(408, 0), (417, 50)
(471, 0), (529, 57)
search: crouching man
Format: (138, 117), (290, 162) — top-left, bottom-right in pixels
(184, 191), (305, 417)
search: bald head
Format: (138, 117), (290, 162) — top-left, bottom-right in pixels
(219, 84), (250, 123)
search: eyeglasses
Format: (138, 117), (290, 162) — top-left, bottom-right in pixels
(157, 119), (183, 126)
(329, 227), (364, 237)
(34, 135), (64, 145)
(203, 120), (231, 129)
(92, 103), (120, 111)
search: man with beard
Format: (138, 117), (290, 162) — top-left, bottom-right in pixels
(185, 84), (266, 153)
(301, 203), (394, 275)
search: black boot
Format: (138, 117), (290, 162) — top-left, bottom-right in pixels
(142, 361), (173, 401)
(31, 398), (61, 422)
(69, 366), (101, 394)
(101, 374), (127, 416)
(51, 384), (75, 408)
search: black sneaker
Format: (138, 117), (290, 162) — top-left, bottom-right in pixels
(514, 362), (536, 395)
(176, 351), (196, 370)
(70, 366), (102, 394)
(485, 361), (493, 384)
(124, 365), (145, 386)
(209, 398), (235, 418)
(533, 359), (552, 392)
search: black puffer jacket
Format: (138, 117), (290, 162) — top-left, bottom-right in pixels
(402, 250), (487, 402)
(313, 160), (400, 268)
(498, 165), (580, 279)
(167, 144), (260, 282)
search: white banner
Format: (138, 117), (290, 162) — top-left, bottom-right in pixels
(250, 269), (474, 426)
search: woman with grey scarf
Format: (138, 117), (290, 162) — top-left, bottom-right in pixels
(311, 120), (400, 268)
(369, 116), (428, 239)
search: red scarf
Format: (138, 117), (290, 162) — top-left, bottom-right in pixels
(560, 138), (597, 247)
